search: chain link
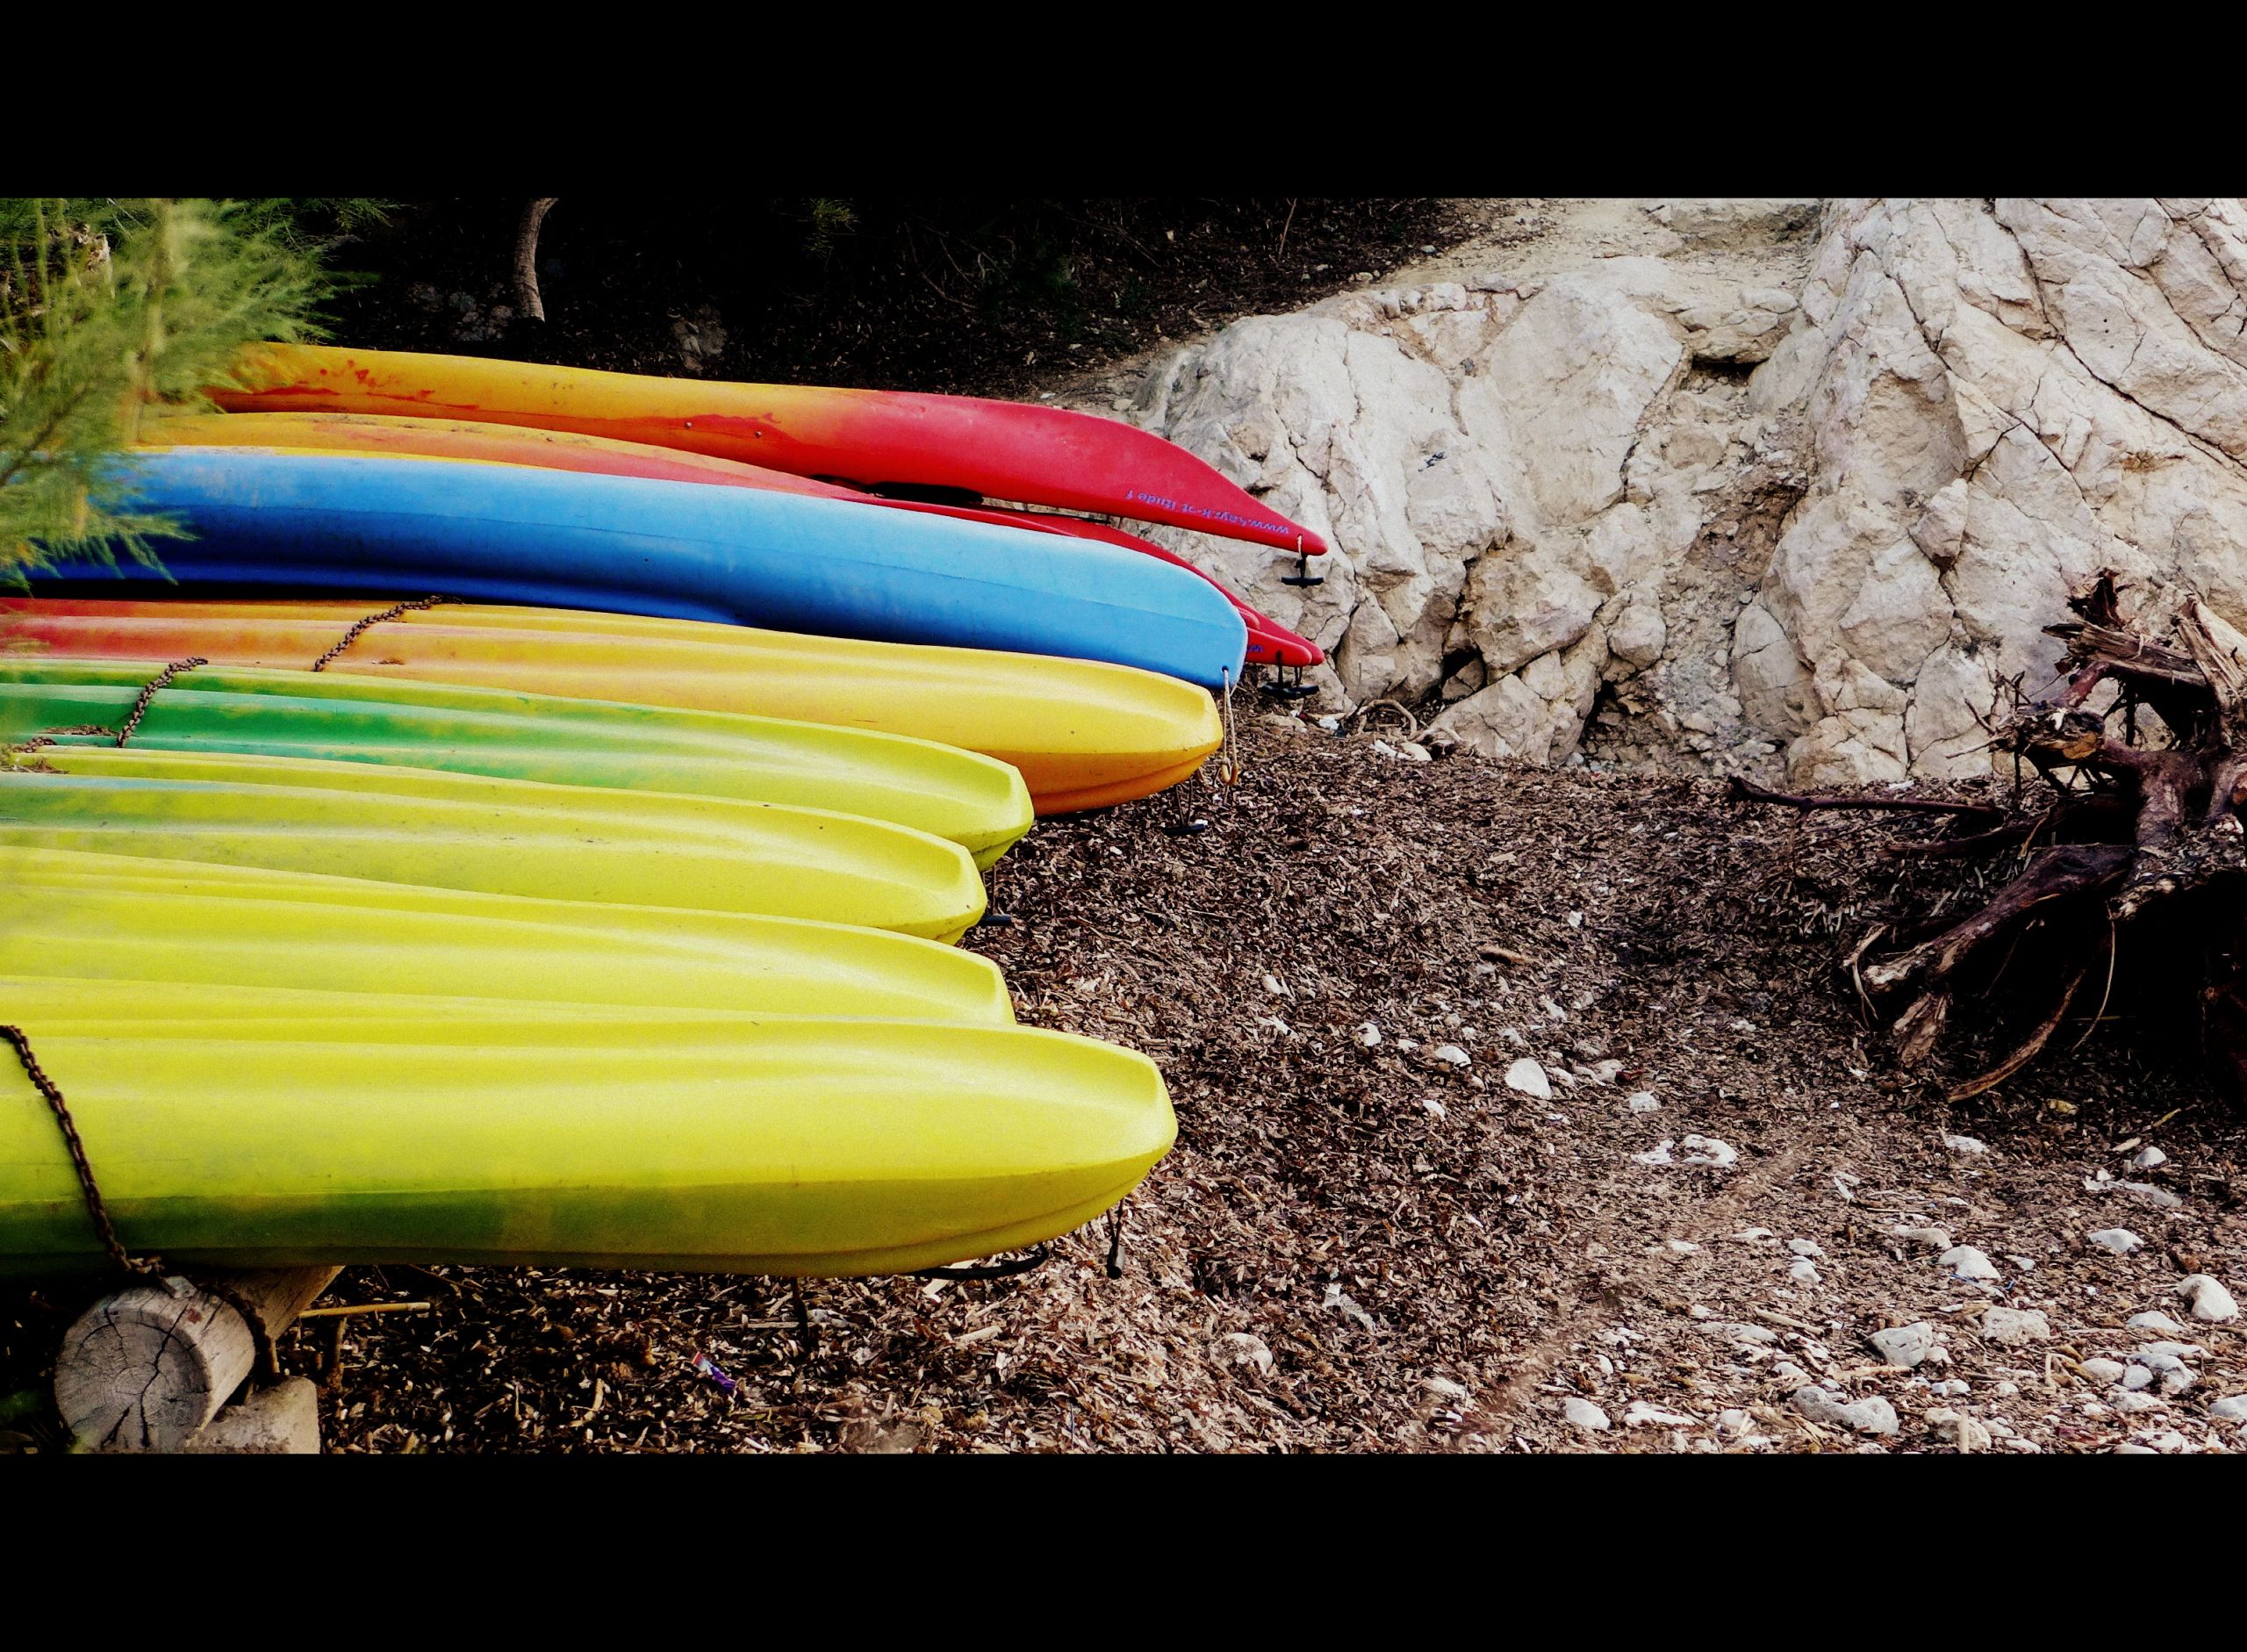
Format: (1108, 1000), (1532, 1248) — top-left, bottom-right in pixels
(2, 1024), (150, 1275)
(312, 595), (451, 672)
(112, 657), (207, 745)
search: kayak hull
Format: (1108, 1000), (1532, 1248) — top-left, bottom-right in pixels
(0, 747), (988, 942)
(140, 412), (1328, 668)
(0, 993), (1175, 1277)
(0, 846), (1016, 1023)
(0, 657), (1034, 869)
(214, 341), (1329, 554)
(40, 447), (1250, 689)
(0, 598), (1224, 815)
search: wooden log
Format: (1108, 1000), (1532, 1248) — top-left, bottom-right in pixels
(185, 1377), (322, 1454)
(54, 1266), (339, 1453)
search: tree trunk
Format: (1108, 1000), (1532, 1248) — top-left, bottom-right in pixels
(513, 198), (560, 322)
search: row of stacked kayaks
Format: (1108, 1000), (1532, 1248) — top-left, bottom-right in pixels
(1, 345), (1332, 1280)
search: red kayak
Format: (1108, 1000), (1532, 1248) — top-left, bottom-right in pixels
(216, 344), (1332, 555)
(153, 412), (1325, 669)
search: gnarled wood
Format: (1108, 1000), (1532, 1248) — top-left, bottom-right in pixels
(1740, 569), (2247, 1098)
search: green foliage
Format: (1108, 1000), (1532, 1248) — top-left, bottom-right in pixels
(800, 198), (857, 260)
(0, 198), (343, 579)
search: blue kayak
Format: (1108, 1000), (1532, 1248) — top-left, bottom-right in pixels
(37, 448), (1249, 689)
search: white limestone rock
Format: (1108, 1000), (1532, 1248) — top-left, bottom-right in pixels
(1110, 198), (2247, 791)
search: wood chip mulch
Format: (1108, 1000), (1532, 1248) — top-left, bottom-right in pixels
(6, 693), (2242, 1452)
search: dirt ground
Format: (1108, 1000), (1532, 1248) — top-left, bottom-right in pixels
(11, 700), (2215, 1455)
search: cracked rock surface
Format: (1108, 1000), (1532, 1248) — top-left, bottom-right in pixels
(1079, 198), (2247, 786)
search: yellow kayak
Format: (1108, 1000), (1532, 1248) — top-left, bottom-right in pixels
(0, 846), (1014, 1024)
(0, 597), (1224, 814)
(0, 747), (987, 943)
(0, 984), (1176, 1277)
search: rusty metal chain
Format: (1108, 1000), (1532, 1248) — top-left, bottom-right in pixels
(2, 1024), (151, 1275)
(312, 595), (451, 672)
(111, 657), (207, 746)
(4, 1026), (282, 1375)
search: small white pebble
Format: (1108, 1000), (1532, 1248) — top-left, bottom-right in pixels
(1940, 1246), (2001, 1282)
(1504, 1058), (1552, 1099)
(2179, 1274), (2240, 1324)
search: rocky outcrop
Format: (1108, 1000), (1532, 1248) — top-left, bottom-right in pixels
(1096, 198), (2247, 785)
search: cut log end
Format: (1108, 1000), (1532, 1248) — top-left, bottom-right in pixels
(54, 1266), (340, 1453)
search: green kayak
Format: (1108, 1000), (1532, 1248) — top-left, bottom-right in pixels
(0, 657), (1032, 869)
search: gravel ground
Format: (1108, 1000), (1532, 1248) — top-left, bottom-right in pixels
(9, 696), (2243, 1453)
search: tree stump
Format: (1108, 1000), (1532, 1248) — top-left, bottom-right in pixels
(54, 1267), (339, 1453)
(1735, 570), (2247, 1100)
